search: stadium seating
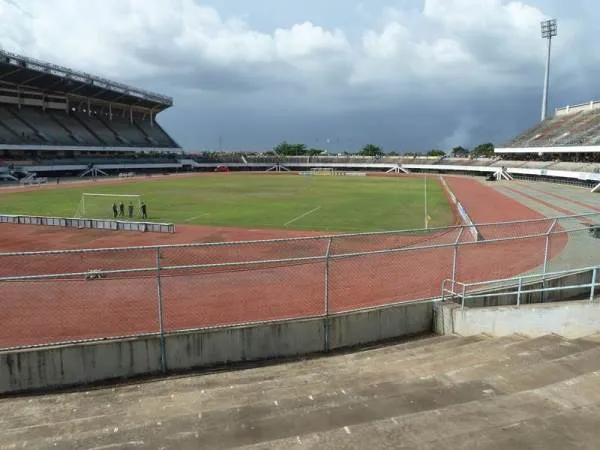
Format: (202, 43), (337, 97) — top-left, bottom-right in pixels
(134, 118), (178, 147)
(0, 105), (44, 143)
(505, 107), (600, 148)
(48, 110), (103, 146)
(0, 104), (178, 149)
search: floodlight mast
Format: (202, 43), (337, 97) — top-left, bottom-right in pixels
(540, 19), (558, 122)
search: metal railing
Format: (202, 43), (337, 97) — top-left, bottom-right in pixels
(1, 212), (599, 352)
(442, 264), (600, 309)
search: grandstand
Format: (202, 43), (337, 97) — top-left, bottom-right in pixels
(0, 49), (180, 180)
(497, 101), (600, 157)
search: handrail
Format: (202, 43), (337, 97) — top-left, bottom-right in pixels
(446, 266), (600, 309)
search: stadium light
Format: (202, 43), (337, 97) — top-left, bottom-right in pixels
(540, 19), (558, 122)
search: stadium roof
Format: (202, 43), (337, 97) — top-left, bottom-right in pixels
(0, 50), (173, 110)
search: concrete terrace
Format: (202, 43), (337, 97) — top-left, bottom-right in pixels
(2, 333), (600, 449)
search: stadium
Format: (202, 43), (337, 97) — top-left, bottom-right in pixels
(2, 39), (600, 448)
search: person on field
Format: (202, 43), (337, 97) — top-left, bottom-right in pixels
(112, 202), (118, 218)
(141, 202), (147, 219)
(128, 202), (134, 219)
(119, 202), (125, 217)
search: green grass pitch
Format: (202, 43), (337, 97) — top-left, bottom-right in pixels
(0, 174), (454, 232)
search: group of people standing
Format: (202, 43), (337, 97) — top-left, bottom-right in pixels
(112, 201), (147, 220)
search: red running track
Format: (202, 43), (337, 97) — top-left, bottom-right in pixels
(0, 176), (568, 348)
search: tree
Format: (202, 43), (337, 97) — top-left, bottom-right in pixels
(427, 149), (446, 157)
(451, 146), (469, 157)
(273, 141), (308, 156)
(471, 143), (495, 158)
(387, 151), (400, 156)
(359, 144), (384, 157)
(307, 148), (325, 156)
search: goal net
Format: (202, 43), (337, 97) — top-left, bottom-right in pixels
(310, 168), (335, 176)
(75, 193), (143, 219)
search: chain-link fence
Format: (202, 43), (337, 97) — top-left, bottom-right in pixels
(1, 211), (599, 350)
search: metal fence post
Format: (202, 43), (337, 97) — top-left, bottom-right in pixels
(324, 237), (333, 353)
(452, 227), (464, 285)
(542, 219), (557, 275)
(156, 247), (167, 374)
(541, 219), (557, 303)
(516, 277), (523, 306)
(590, 267), (597, 303)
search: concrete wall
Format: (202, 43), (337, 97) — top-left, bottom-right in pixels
(0, 301), (434, 395)
(166, 318), (325, 371)
(445, 300), (600, 338)
(0, 336), (162, 394)
(328, 301), (433, 350)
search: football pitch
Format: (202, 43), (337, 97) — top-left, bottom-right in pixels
(0, 174), (454, 232)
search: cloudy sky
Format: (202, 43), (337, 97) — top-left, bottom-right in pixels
(0, 0), (597, 152)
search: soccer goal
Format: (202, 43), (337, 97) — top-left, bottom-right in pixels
(75, 193), (142, 219)
(310, 168), (335, 176)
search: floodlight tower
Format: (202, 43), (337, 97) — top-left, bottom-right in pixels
(540, 19), (558, 121)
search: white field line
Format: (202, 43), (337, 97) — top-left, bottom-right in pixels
(284, 206), (321, 227)
(184, 213), (209, 223)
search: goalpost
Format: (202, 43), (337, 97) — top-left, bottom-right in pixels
(75, 193), (143, 219)
(310, 168), (335, 176)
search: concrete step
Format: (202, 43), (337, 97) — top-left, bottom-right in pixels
(487, 347), (600, 395)
(4, 335), (600, 450)
(444, 336), (600, 386)
(20, 377), (500, 450)
(39, 334), (458, 406)
(2, 334), (544, 431)
(398, 334), (581, 379)
(21, 335), (485, 420)
(235, 373), (600, 450)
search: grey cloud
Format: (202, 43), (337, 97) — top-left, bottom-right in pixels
(3, 0), (600, 153)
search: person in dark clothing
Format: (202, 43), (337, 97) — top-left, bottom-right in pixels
(112, 202), (118, 218)
(119, 202), (125, 217)
(128, 202), (134, 219)
(141, 202), (147, 219)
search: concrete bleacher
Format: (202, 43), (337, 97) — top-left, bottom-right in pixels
(48, 110), (103, 146)
(0, 104), (178, 149)
(3, 332), (599, 448)
(0, 105), (44, 143)
(73, 112), (121, 145)
(506, 106), (600, 148)
(14, 106), (77, 145)
(99, 115), (147, 146)
(135, 119), (178, 147)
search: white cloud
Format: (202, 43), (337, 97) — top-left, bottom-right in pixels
(0, 0), (554, 93)
(1, 0), (592, 149)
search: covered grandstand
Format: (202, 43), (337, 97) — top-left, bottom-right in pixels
(0, 49), (180, 181)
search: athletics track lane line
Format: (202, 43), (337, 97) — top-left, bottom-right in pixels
(500, 186), (592, 223)
(521, 184), (600, 213)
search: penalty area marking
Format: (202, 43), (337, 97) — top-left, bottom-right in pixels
(184, 213), (209, 223)
(284, 206), (321, 227)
